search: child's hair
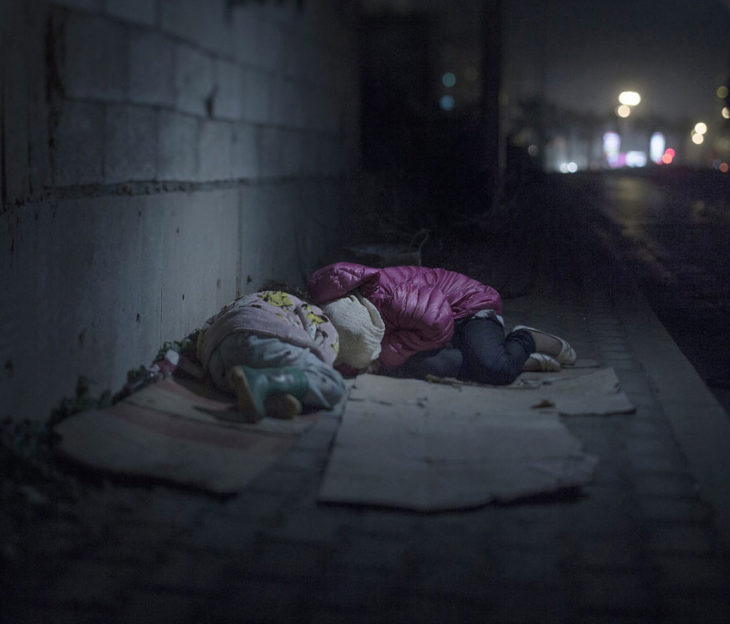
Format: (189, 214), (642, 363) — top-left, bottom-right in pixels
(259, 279), (311, 302)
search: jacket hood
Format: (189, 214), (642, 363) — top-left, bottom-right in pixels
(308, 262), (380, 303)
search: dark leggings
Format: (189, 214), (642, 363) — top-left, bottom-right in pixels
(384, 318), (535, 386)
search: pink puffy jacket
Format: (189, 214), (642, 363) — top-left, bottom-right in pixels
(308, 262), (503, 368)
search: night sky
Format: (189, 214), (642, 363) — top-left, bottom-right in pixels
(504, 0), (730, 122)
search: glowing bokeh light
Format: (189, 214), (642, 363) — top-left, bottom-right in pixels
(650, 132), (665, 163)
(616, 104), (631, 118)
(661, 148), (675, 165)
(694, 122), (707, 135)
(717, 85), (729, 99)
(720, 162), (729, 173)
(722, 107), (730, 119)
(626, 151), (647, 167)
(691, 133), (704, 145)
(439, 94), (455, 111)
(618, 91), (641, 106)
(527, 144), (539, 157)
(441, 72), (456, 88)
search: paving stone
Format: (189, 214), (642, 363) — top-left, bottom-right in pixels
(188, 512), (265, 552)
(646, 524), (716, 555)
(392, 594), (494, 624)
(242, 536), (333, 582)
(264, 507), (349, 546)
(119, 587), (200, 624)
(575, 533), (643, 570)
(312, 572), (401, 612)
(106, 0), (156, 25)
(632, 473), (700, 498)
(488, 585), (579, 624)
(578, 570), (659, 614)
(42, 557), (135, 606)
(658, 588), (730, 624)
(653, 554), (730, 590)
(3, 603), (118, 624)
(143, 546), (231, 595)
(634, 496), (712, 522)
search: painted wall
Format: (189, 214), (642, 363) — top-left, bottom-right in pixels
(0, 0), (359, 421)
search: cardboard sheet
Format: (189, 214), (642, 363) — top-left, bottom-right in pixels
(318, 371), (621, 511)
(55, 376), (319, 494)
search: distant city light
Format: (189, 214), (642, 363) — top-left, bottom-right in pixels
(720, 162), (729, 173)
(722, 107), (730, 119)
(527, 144), (539, 157)
(616, 104), (631, 118)
(650, 132), (666, 163)
(661, 148), (675, 165)
(560, 162), (578, 173)
(441, 72), (456, 88)
(625, 151), (647, 167)
(439, 94), (455, 111)
(603, 132), (621, 167)
(717, 85), (729, 99)
(618, 91), (641, 106)
(694, 122), (707, 135)
(691, 133), (704, 145)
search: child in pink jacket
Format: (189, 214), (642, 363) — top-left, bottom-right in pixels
(308, 263), (576, 385)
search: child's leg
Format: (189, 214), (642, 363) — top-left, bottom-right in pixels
(208, 333), (345, 410)
(454, 318), (535, 385)
(381, 345), (463, 380)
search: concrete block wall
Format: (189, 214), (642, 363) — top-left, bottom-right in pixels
(0, 0), (360, 421)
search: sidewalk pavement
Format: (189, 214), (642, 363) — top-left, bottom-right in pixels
(3, 174), (730, 624)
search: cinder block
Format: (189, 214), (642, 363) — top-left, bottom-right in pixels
(298, 83), (317, 130)
(105, 0), (156, 25)
(174, 43), (215, 117)
(257, 126), (281, 178)
(283, 31), (304, 79)
(257, 19), (285, 72)
(231, 6), (259, 65)
(212, 59), (243, 121)
(54, 0), (102, 10)
(63, 13), (129, 101)
(282, 80), (304, 128)
(198, 119), (232, 181)
(280, 129), (303, 177)
(157, 111), (198, 181)
(242, 67), (271, 124)
(231, 122), (258, 180)
(161, 0), (232, 56)
(53, 100), (105, 186)
(321, 93), (340, 135)
(158, 189), (240, 339)
(104, 104), (158, 183)
(3, 3), (31, 201)
(300, 131), (319, 176)
(266, 74), (285, 126)
(129, 30), (175, 106)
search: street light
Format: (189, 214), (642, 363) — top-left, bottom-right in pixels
(616, 91), (641, 118)
(618, 91), (641, 106)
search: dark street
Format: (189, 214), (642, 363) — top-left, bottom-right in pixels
(561, 170), (730, 412)
(3, 1), (730, 622)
